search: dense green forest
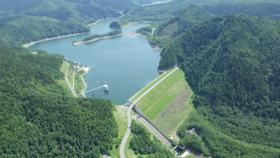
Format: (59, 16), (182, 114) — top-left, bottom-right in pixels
(0, 0), (158, 46)
(64, 0), (159, 11)
(159, 14), (280, 157)
(109, 21), (122, 29)
(130, 120), (175, 158)
(0, 0), (120, 46)
(116, 0), (280, 29)
(203, 1), (280, 18)
(116, 0), (218, 27)
(82, 31), (122, 41)
(0, 44), (118, 157)
(147, 5), (214, 48)
(2, 0), (280, 46)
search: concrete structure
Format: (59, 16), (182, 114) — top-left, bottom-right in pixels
(79, 84), (109, 96)
(119, 68), (181, 158)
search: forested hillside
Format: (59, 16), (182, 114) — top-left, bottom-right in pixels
(129, 120), (175, 158)
(148, 5), (214, 48)
(116, 0), (221, 27)
(0, 0), (120, 46)
(0, 0), (159, 46)
(203, 1), (280, 18)
(116, 0), (280, 29)
(65, 0), (159, 11)
(159, 14), (280, 157)
(0, 44), (118, 157)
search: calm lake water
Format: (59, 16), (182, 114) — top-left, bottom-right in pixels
(29, 18), (161, 104)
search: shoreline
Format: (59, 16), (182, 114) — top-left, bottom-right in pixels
(73, 32), (135, 46)
(121, 21), (151, 29)
(152, 47), (163, 51)
(87, 16), (117, 26)
(22, 31), (91, 48)
(22, 16), (120, 48)
(72, 31), (163, 52)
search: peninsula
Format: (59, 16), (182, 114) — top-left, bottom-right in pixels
(72, 31), (140, 46)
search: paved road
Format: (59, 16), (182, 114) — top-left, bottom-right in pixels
(119, 67), (178, 158)
(64, 62), (77, 97)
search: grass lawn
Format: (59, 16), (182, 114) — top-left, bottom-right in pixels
(130, 68), (175, 102)
(137, 69), (187, 121)
(109, 105), (127, 158)
(74, 70), (86, 94)
(152, 83), (195, 136)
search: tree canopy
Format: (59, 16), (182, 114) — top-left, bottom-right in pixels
(0, 44), (118, 157)
(130, 120), (175, 158)
(160, 14), (280, 157)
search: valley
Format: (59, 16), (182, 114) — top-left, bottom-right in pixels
(1, 0), (280, 158)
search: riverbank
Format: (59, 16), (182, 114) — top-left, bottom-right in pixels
(121, 21), (151, 29)
(22, 31), (91, 48)
(131, 29), (163, 52)
(22, 16), (120, 48)
(87, 16), (118, 26)
(73, 32), (134, 46)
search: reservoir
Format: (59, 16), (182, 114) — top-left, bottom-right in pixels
(28, 18), (160, 104)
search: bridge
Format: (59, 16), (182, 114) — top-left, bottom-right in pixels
(79, 84), (108, 96)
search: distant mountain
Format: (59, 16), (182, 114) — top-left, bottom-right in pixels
(116, 0), (280, 30)
(0, 0), (159, 46)
(160, 14), (280, 157)
(64, 0), (159, 11)
(116, 0), (221, 27)
(203, 1), (280, 18)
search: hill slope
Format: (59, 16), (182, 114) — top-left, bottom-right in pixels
(0, 44), (118, 157)
(148, 5), (214, 48)
(0, 0), (122, 46)
(160, 14), (280, 157)
(116, 0), (280, 29)
(116, 0), (220, 27)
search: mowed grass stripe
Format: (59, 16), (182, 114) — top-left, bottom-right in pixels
(152, 86), (194, 136)
(137, 69), (187, 121)
(130, 68), (175, 102)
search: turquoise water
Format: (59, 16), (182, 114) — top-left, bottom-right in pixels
(29, 18), (160, 104)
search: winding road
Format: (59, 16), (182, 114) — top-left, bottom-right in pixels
(64, 61), (77, 97)
(119, 67), (178, 158)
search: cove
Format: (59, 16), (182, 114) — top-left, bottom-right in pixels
(28, 18), (161, 105)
